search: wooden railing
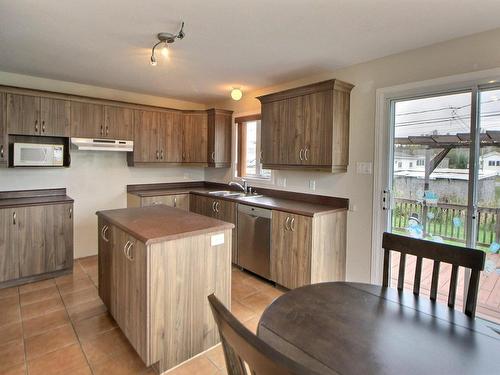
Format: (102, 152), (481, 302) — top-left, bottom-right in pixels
(392, 198), (500, 247)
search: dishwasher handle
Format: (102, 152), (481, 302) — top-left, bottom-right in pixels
(237, 204), (272, 219)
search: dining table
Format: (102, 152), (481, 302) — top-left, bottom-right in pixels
(257, 282), (500, 375)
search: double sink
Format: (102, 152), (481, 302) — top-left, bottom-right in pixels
(208, 190), (263, 199)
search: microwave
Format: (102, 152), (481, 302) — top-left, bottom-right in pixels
(13, 143), (64, 167)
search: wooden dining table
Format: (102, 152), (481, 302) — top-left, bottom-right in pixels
(257, 282), (500, 375)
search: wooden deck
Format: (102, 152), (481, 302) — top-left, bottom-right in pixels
(390, 253), (500, 323)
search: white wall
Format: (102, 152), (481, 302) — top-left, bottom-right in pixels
(0, 72), (206, 258)
(206, 27), (500, 282)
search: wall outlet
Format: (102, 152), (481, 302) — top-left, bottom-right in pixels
(211, 233), (225, 246)
(309, 180), (316, 190)
(356, 162), (373, 175)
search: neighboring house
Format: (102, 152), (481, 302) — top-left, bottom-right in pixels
(394, 151), (449, 172)
(480, 151), (500, 174)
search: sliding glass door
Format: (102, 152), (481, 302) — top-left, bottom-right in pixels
(386, 85), (500, 323)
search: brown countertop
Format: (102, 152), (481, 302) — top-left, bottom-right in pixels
(96, 205), (234, 245)
(127, 183), (348, 217)
(0, 188), (74, 209)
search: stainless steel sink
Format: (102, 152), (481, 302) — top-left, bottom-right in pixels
(208, 190), (263, 198)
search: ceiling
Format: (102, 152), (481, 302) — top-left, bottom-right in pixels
(1, 0), (500, 103)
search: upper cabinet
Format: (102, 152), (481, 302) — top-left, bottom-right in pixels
(104, 105), (134, 140)
(182, 111), (208, 163)
(70, 101), (104, 138)
(0, 93), (7, 165)
(207, 109), (233, 168)
(258, 79), (353, 173)
(7, 94), (70, 137)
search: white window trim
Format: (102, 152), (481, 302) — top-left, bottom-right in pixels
(371, 67), (500, 285)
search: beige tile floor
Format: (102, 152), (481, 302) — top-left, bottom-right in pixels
(0, 256), (283, 375)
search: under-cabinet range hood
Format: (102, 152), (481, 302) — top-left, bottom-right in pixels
(71, 138), (133, 152)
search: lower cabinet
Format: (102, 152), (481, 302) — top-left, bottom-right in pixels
(271, 209), (347, 289)
(0, 203), (73, 285)
(127, 193), (190, 211)
(189, 194), (238, 264)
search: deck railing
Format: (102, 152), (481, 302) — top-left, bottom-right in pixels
(392, 198), (500, 247)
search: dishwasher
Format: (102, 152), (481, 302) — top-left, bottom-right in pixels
(237, 204), (272, 279)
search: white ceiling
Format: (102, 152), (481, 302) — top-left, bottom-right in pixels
(1, 0), (500, 103)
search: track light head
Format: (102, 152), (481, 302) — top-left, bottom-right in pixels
(149, 21), (185, 65)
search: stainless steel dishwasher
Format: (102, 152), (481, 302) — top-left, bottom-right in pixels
(237, 204), (272, 279)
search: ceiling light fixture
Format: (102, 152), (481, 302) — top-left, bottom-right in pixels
(231, 88), (243, 101)
(150, 21), (185, 66)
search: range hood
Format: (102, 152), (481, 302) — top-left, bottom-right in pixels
(71, 138), (133, 152)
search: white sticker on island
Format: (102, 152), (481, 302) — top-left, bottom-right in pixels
(211, 233), (225, 246)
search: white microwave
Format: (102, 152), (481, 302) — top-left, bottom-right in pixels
(13, 143), (64, 167)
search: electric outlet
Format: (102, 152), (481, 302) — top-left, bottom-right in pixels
(309, 180), (316, 190)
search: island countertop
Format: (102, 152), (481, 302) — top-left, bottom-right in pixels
(96, 205), (234, 245)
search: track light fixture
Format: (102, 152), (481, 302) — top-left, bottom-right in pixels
(150, 21), (185, 66)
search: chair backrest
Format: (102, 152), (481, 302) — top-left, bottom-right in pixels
(382, 232), (485, 317)
(208, 294), (322, 375)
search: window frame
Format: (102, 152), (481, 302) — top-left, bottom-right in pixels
(235, 114), (273, 182)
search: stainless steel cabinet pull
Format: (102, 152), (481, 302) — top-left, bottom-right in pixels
(173, 197), (177, 208)
(299, 149), (304, 161)
(216, 201), (220, 213)
(304, 148), (309, 161)
(101, 225), (109, 242)
(100, 125), (104, 136)
(160, 150), (164, 160)
(69, 207), (73, 219)
(106, 125), (109, 136)
(0, 145), (3, 159)
(34, 120), (38, 133)
(290, 217), (296, 231)
(212, 201), (216, 212)
(156, 150), (159, 160)
(13, 212), (16, 225)
(285, 216), (290, 231)
(211, 151), (215, 161)
(123, 241), (130, 257)
(127, 242), (135, 260)
(42, 121), (46, 133)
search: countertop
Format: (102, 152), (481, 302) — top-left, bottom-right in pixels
(96, 205), (234, 245)
(129, 186), (347, 217)
(0, 188), (74, 209)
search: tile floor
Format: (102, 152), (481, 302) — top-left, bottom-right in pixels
(0, 256), (283, 375)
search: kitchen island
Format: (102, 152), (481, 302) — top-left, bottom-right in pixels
(96, 205), (233, 374)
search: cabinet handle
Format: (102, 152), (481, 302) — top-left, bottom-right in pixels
(127, 242), (135, 261)
(123, 241), (130, 257)
(212, 201), (216, 212)
(12, 211), (16, 225)
(290, 217), (296, 231)
(0, 145), (3, 159)
(101, 225), (109, 242)
(34, 120), (38, 133)
(160, 150), (164, 160)
(260, 151), (263, 162)
(156, 150), (159, 160)
(69, 207), (73, 219)
(100, 125), (104, 136)
(285, 216), (290, 231)
(42, 121), (46, 133)
(211, 151), (215, 161)
(299, 149), (304, 161)
(106, 125), (109, 136)
(216, 201), (220, 213)
(173, 197), (177, 208)
(304, 148), (309, 161)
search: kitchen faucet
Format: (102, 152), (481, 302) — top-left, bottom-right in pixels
(229, 180), (248, 193)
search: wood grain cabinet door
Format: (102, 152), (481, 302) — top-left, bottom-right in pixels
(133, 110), (160, 162)
(286, 96), (306, 165)
(141, 194), (189, 210)
(160, 111), (183, 162)
(271, 210), (312, 289)
(302, 91), (333, 166)
(0, 93), (7, 165)
(70, 101), (104, 138)
(40, 97), (70, 137)
(104, 106), (134, 140)
(7, 94), (40, 136)
(98, 218), (113, 311)
(261, 100), (288, 166)
(0, 208), (19, 283)
(182, 112), (208, 163)
(214, 199), (237, 264)
(44, 203), (73, 271)
(18, 206), (47, 277)
(207, 109), (232, 167)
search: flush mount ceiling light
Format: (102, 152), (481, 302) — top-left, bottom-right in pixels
(150, 22), (185, 66)
(230, 88), (243, 101)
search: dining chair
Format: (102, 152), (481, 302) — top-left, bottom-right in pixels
(382, 232), (486, 317)
(208, 294), (322, 375)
